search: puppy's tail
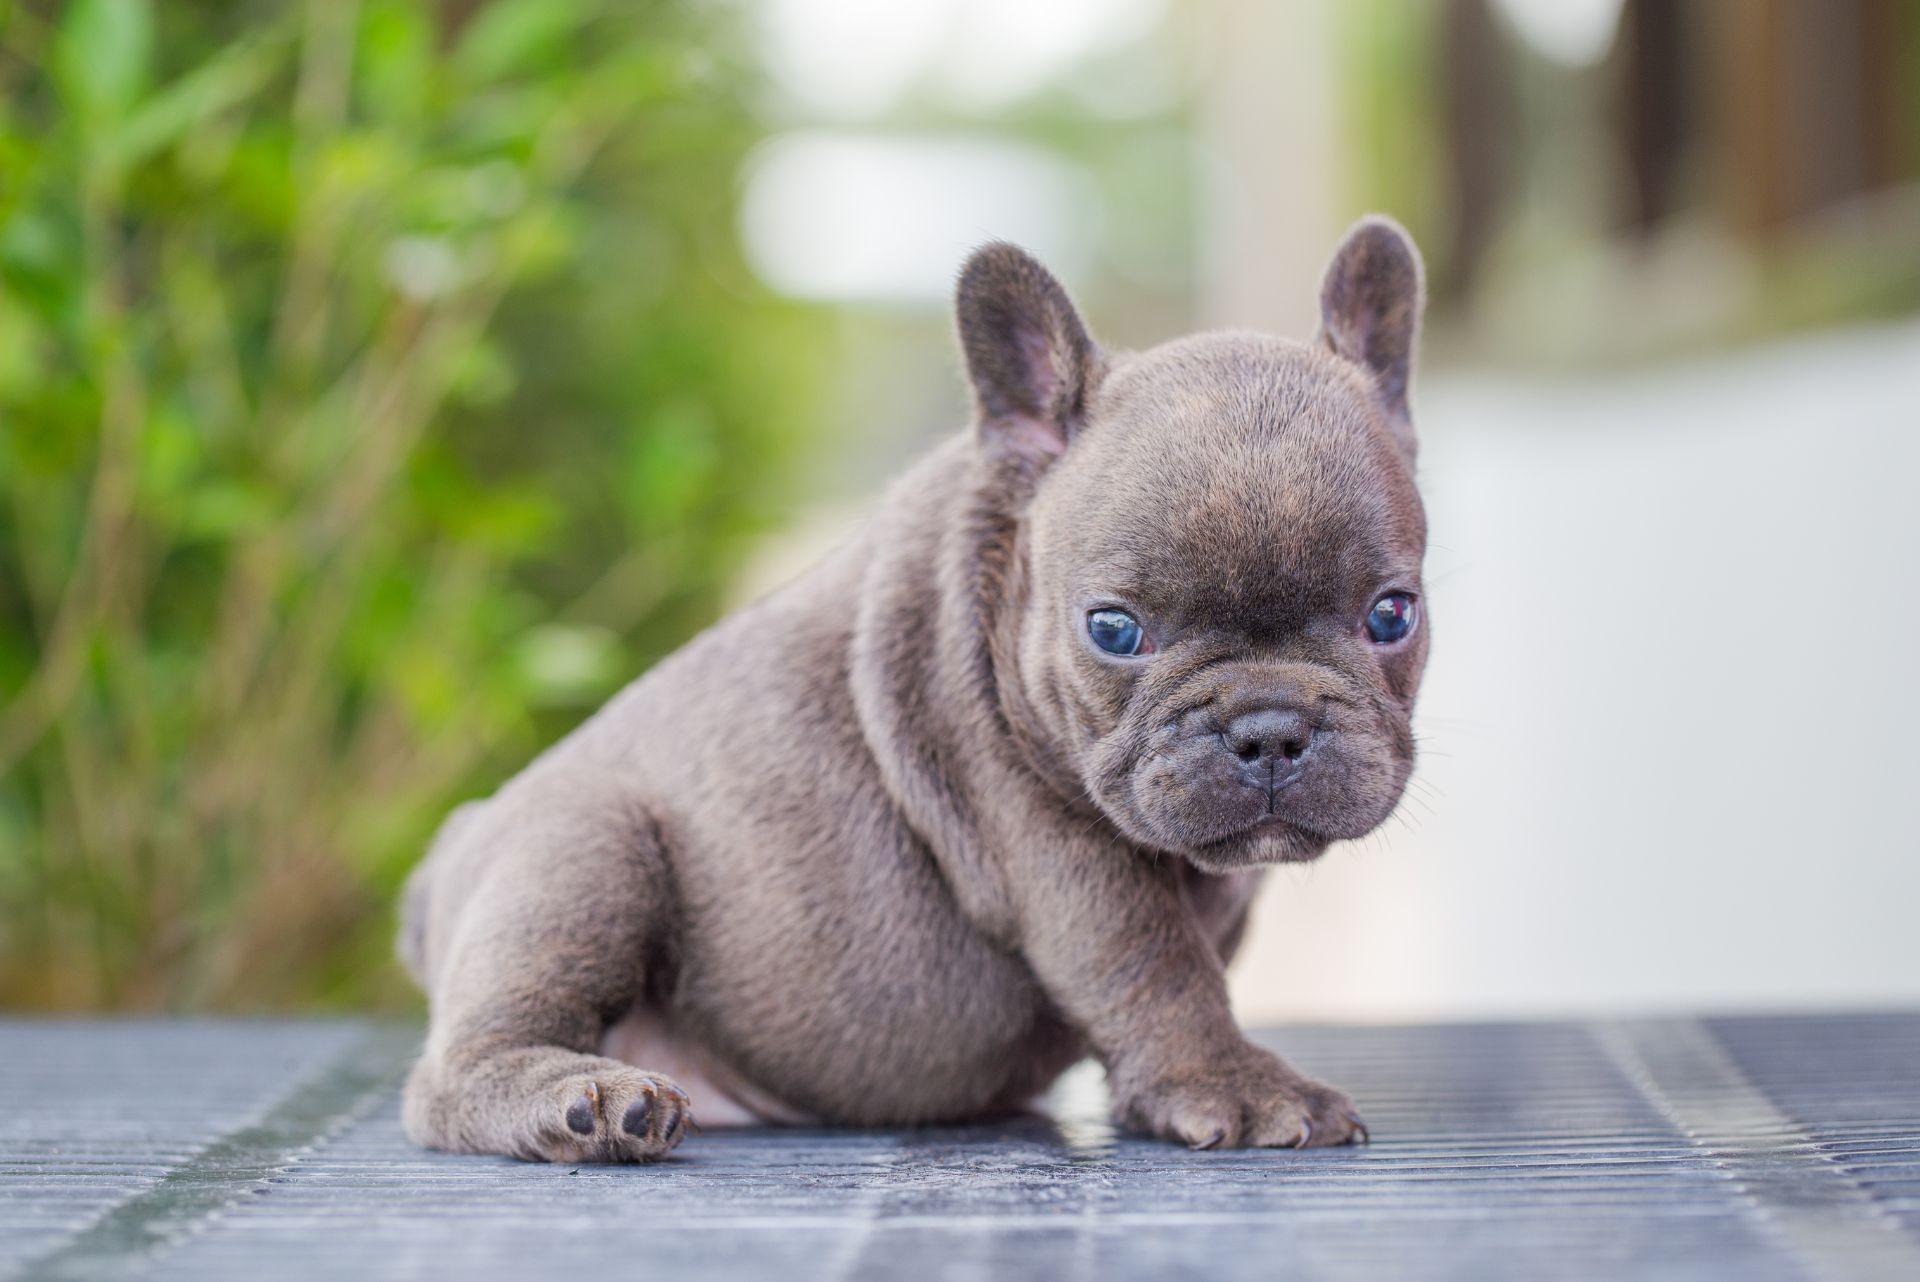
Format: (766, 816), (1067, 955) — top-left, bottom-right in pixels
(395, 860), (434, 989)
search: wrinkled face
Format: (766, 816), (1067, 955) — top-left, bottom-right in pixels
(1016, 338), (1428, 870)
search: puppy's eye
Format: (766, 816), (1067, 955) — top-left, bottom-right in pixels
(1365, 593), (1417, 644)
(1087, 608), (1147, 657)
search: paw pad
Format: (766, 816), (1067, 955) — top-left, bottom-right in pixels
(565, 1081), (600, 1135)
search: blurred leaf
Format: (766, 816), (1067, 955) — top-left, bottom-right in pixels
(445, 334), (516, 407)
(55, 0), (154, 122)
(115, 33), (285, 169)
(454, 0), (587, 85)
(0, 299), (49, 399)
(176, 479), (278, 543)
(359, 1), (435, 124)
(625, 398), (720, 533)
(493, 202), (576, 280)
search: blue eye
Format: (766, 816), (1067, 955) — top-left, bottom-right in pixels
(1365, 593), (1417, 644)
(1087, 608), (1146, 656)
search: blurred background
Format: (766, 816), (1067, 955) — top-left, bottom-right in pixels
(1, 0), (1916, 1019)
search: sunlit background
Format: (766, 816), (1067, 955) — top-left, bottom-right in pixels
(3, 0), (1917, 1019)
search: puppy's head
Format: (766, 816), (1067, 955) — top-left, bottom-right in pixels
(957, 219), (1429, 871)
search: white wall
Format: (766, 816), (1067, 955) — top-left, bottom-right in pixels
(1230, 321), (1920, 1021)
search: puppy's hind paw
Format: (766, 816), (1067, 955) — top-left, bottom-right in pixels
(543, 1069), (692, 1163)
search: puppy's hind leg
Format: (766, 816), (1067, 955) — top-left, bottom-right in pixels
(402, 767), (691, 1163)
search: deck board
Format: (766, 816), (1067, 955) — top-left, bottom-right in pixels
(4, 1014), (1918, 1280)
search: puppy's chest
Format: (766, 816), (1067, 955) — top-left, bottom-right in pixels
(1183, 865), (1266, 952)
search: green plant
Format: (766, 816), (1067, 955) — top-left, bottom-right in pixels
(0, 0), (821, 1010)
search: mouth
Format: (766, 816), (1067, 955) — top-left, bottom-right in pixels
(1180, 795), (1331, 866)
(1260, 764), (1305, 814)
(1186, 817), (1327, 869)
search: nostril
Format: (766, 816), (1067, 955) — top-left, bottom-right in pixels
(1222, 707), (1315, 768)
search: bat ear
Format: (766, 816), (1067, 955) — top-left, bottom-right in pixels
(1318, 215), (1425, 459)
(955, 242), (1099, 465)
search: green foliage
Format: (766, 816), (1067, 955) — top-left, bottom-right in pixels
(0, 0), (822, 1010)
(1332, 0), (1443, 273)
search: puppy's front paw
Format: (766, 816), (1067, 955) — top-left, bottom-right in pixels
(1119, 1052), (1366, 1150)
(543, 1068), (693, 1163)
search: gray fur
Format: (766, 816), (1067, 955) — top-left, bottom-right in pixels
(400, 217), (1430, 1160)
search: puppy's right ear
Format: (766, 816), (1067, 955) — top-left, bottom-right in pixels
(955, 243), (1098, 465)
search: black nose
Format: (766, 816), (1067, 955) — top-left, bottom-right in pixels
(1222, 707), (1314, 767)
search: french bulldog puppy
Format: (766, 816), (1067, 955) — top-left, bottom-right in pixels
(398, 216), (1430, 1161)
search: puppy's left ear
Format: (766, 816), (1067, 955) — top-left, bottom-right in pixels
(956, 242), (1098, 465)
(1318, 216), (1425, 459)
